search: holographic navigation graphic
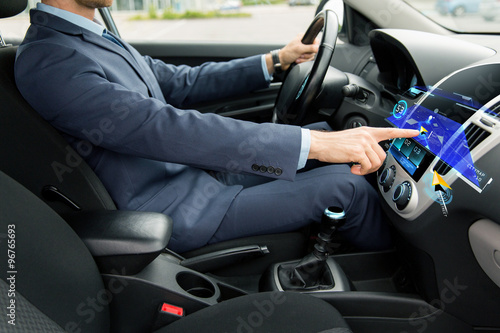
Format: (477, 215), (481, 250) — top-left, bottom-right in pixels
(432, 170), (452, 193)
(432, 170), (452, 217)
(387, 87), (480, 187)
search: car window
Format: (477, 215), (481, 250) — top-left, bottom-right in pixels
(0, 5), (30, 43)
(0, 1), (318, 45)
(405, 0), (500, 33)
(111, 1), (318, 43)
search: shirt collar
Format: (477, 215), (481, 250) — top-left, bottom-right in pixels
(36, 2), (105, 36)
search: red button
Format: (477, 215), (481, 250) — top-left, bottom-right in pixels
(160, 303), (184, 317)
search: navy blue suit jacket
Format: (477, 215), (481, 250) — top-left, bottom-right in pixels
(15, 10), (302, 252)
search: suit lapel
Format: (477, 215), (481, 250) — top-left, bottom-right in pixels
(81, 30), (154, 93)
(30, 9), (161, 100)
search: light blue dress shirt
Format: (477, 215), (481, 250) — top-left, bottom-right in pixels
(37, 3), (104, 34)
(36, 3), (310, 170)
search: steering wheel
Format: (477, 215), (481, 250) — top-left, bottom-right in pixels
(272, 10), (339, 125)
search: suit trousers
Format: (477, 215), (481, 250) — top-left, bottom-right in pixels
(208, 163), (391, 251)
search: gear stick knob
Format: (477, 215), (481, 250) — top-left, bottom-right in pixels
(323, 206), (346, 225)
(318, 206), (346, 252)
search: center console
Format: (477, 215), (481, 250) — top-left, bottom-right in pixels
(101, 253), (249, 332)
(67, 204), (477, 333)
(66, 210), (252, 332)
(378, 63), (500, 221)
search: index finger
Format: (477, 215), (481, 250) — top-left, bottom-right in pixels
(368, 127), (420, 143)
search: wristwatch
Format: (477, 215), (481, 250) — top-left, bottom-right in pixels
(270, 49), (282, 73)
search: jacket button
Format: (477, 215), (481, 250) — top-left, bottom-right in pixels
(252, 164), (260, 171)
(267, 166), (275, 174)
(275, 168), (283, 176)
(259, 165), (267, 173)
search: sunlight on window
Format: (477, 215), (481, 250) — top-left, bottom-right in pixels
(405, 0), (500, 33)
(113, 3), (317, 43)
(0, 1), (317, 44)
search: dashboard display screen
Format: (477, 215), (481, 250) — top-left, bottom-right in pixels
(389, 137), (435, 182)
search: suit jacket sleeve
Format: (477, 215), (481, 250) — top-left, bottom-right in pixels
(15, 42), (302, 181)
(143, 55), (270, 108)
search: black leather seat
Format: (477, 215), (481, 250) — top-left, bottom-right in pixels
(0, 170), (352, 332)
(0, 45), (117, 215)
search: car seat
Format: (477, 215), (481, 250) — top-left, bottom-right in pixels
(0, 170), (352, 332)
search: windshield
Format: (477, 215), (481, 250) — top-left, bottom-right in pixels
(405, 0), (500, 33)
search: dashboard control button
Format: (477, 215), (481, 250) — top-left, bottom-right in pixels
(392, 181), (412, 210)
(379, 165), (396, 192)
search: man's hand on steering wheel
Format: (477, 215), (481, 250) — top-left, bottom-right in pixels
(265, 34), (319, 74)
(273, 10), (339, 125)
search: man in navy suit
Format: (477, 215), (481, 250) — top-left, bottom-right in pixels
(15, 0), (418, 253)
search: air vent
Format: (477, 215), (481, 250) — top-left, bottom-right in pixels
(433, 123), (490, 176)
(485, 102), (500, 120)
(434, 160), (452, 176)
(465, 123), (490, 151)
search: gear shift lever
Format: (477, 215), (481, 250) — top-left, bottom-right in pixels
(318, 206), (346, 253)
(287, 207), (346, 288)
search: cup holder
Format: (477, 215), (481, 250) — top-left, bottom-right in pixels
(176, 272), (216, 298)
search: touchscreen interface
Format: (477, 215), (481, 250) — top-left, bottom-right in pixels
(387, 86), (480, 186)
(388, 137), (434, 182)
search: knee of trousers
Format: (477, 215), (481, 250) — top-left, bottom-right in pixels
(325, 173), (382, 234)
(326, 172), (378, 210)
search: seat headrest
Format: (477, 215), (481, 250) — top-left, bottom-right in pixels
(0, 0), (28, 19)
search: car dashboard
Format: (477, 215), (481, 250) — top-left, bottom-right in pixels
(378, 63), (500, 221)
(324, 27), (500, 326)
(361, 29), (500, 220)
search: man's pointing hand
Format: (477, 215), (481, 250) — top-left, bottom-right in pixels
(308, 127), (420, 175)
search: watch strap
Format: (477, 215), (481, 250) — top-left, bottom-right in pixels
(271, 49), (282, 73)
